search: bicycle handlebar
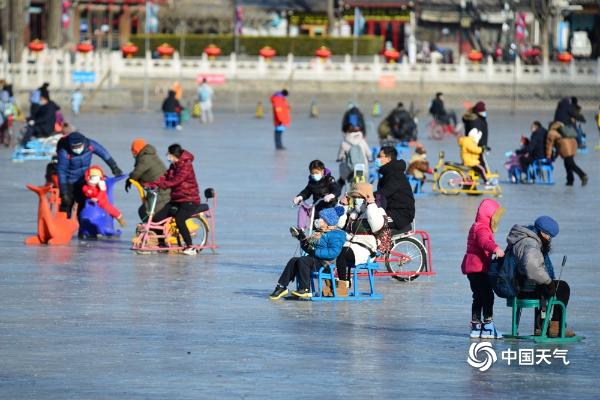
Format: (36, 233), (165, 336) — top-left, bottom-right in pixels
(296, 198), (324, 209)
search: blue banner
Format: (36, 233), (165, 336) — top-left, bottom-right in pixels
(72, 71), (96, 84)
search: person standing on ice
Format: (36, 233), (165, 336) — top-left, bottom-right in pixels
(461, 198), (505, 339)
(270, 89), (290, 150)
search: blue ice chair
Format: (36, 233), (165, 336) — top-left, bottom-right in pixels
(11, 136), (59, 162)
(408, 176), (424, 194)
(164, 112), (179, 129)
(507, 166), (523, 183)
(309, 256), (382, 301)
(527, 159), (554, 184)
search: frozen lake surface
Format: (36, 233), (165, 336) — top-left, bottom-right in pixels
(0, 106), (598, 399)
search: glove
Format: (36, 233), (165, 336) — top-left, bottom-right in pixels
(28, 120), (35, 126)
(300, 240), (315, 256)
(323, 193), (335, 202)
(124, 179), (131, 192)
(111, 166), (123, 177)
(98, 180), (107, 191)
(289, 226), (306, 242)
(107, 158), (123, 177)
(292, 196), (303, 205)
(544, 281), (557, 297)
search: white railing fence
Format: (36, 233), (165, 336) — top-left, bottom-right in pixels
(2, 47), (600, 90)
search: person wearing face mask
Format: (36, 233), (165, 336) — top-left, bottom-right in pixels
(463, 101), (489, 170)
(145, 144), (205, 256)
(293, 160), (341, 220)
(507, 216), (576, 337)
(374, 146), (415, 232)
(463, 101), (488, 148)
(333, 182), (387, 297)
(269, 206), (346, 300)
(57, 131), (122, 219)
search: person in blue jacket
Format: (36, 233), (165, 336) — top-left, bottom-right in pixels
(57, 131), (123, 218)
(269, 206), (347, 300)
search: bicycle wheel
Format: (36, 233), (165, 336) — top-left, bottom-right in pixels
(437, 169), (463, 195)
(181, 214), (209, 251)
(385, 236), (428, 282)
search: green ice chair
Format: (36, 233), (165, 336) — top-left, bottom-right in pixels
(504, 297), (583, 343)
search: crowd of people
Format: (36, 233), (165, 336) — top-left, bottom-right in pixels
(0, 77), (591, 339)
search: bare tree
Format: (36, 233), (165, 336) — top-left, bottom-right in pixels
(327, 0), (335, 36)
(9, 0), (25, 62)
(47, 0), (62, 48)
(530, 0), (551, 64)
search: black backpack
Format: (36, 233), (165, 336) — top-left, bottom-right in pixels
(487, 245), (520, 299)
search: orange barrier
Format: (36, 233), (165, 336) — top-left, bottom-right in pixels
(25, 184), (78, 245)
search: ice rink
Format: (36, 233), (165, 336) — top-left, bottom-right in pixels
(0, 105), (598, 399)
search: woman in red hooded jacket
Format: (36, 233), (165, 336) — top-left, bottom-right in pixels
(147, 144), (203, 255)
(461, 198), (505, 339)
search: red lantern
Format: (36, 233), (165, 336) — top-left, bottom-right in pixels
(467, 50), (483, 63)
(259, 46), (276, 60)
(315, 46), (331, 60)
(76, 41), (94, 53)
(121, 42), (139, 58)
(28, 39), (45, 53)
(157, 43), (175, 59)
(204, 44), (222, 60)
(383, 48), (400, 63)
(557, 52), (572, 63)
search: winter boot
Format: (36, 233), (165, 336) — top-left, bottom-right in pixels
(322, 280), (333, 297)
(480, 320), (503, 339)
(337, 280), (349, 297)
(470, 321), (482, 338)
(548, 321), (576, 338)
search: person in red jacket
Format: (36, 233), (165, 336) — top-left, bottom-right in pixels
(82, 165), (125, 227)
(461, 198), (505, 339)
(270, 89), (291, 150)
(146, 144), (204, 255)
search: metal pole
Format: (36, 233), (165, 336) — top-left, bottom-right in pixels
(142, 0), (149, 110)
(352, 7), (359, 103)
(233, 0), (239, 55)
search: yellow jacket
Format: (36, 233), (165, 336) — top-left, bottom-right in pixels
(458, 136), (482, 167)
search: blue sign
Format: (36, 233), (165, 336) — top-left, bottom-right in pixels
(72, 71), (96, 84)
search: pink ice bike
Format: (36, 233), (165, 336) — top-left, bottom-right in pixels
(130, 180), (217, 254)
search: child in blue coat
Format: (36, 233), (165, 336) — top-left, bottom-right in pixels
(270, 206), (346, 300)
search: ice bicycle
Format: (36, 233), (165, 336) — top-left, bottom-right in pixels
(129, 180), (217, 254)
(296, 198), (433, 283)
(432, 151), (502, 197)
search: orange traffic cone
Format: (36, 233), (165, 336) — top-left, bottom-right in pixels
(25, 184), (79, 245)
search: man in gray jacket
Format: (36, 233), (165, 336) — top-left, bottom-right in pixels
(506, 216), (575, 337)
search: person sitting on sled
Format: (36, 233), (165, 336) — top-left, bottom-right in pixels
(269, 207), (346, 300)
(458, 128), (489, 184)
(82, 166), (125, 227)
(334, 182), (387, 297)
